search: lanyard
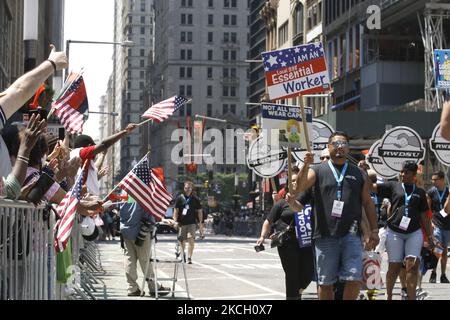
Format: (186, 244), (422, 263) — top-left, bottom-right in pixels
(437, 187), (448, 210)
(370, 192), (378, 206)
(328, 161), (348, 201)
(402, 183), (416, 217)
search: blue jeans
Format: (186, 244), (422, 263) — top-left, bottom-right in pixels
(434, 227), (450, 248)
(386, 228), (423, 263)
(314, 234), (363, 285)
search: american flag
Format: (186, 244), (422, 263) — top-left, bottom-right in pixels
(54, 168), (85, 253)
(53, 74), (89, 134)
(261, 43), (324, 72)
(142, 96), (188, 123)
(117, 156), (172, 221)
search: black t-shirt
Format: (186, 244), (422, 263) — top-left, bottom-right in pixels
(311, 161), (366, 238)
(377, 182), (428, 234)
(427, 187), (450, 230)
(175, 194), (202, 225)
(267, 199), (300, 245)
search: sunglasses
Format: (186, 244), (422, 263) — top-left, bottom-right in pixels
(320, 156), (330, 160)
(331, 141), (349, 148)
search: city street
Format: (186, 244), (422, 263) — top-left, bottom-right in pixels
(95, 234), (450, 300)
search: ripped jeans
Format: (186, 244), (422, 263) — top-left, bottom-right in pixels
(314, 234), (363, 286)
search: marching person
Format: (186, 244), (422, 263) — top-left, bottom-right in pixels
(173, 181), (204, 264)
(258, 173), (314, 300)
(427, 171), (450, 283)
(295, 131), (379, 300)
(371, 161), (433, 300)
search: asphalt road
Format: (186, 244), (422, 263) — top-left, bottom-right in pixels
(96, 233), (450, 300)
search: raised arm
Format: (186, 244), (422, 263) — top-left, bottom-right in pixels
(295, 152), (316, 193)
(92, 123), (138, 156)
(0, 45), (68, 119)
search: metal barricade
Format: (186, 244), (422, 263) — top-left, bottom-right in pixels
(0, 199), (52, 300)
(0, 199), (107, 300)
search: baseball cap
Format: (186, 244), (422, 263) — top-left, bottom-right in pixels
(80, 217), (99, 241)
(401, 160), (418, 173)
(320, 149), (330, 158)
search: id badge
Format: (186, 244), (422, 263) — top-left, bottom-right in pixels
(440, 209), (448, 218)
(182, 208), (188, 216)
(399, 216), (411, 231)
(331, 200), (344, 218)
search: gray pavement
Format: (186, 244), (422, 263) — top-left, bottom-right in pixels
(94, 234), (450, 300)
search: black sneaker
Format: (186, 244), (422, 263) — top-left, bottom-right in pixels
(441, 274), (450, 283)
(430, 271), (437, 283)
(127, 289), (142, 297)
(188, 258), (192, 264)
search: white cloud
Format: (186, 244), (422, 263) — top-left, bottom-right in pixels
(64, 0), (114, 141)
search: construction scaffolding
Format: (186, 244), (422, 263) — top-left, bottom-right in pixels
(418, 2), (450, 112)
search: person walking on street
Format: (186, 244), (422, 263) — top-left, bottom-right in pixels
(173, 181), (204, 264)
(427, 171), (450, 284)
(295, 131), (380, 300)
(120, 196), (169, 297)
(258, 174), (314, 300)
(371, 161), (433, 300)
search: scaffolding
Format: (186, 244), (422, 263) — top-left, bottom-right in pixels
(418, 2), (450, 112)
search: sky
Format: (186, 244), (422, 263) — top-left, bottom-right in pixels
(64, 0), (114, 141)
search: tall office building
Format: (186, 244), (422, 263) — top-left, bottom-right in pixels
(107, 0), (155, 184)
(148, 0), (251, 192)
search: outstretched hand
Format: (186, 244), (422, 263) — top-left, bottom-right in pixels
(21, 113), (46, 152)
(124, 123), (139, 133)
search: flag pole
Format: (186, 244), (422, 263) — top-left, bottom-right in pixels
(136, 118), (153, 127)
(102, 151), (150, 202)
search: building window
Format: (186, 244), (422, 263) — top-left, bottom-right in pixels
(224, 15), (229, 25)
(207, 86), (213, 97)
(181, 0), (193, 7)
(208, 50), (213, 60)
(231, 15), (237, 25)
(223, 86), (229, 97)
(208, 14), (214, 25)
(294, 4), (303, 35)
(180, 67), (185, 78)
(278, 22), (289, 46)
(207, 67), (213, 79)
(141, 16), (145, 23)
(223, 104), (229, 114)
(208, 0), (213, 8)
(208, 32), (213, 43)
(230, 104), (236, 114)
(187, 85), (192, 96)
(179, 85), (185, 96)
(186, 103), (192, 116)
(187, 67), (192, 78)
(223, 50), (229, 60)
(207, 104), (213, 116)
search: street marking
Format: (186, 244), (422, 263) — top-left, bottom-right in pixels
(196, 293), (281, 300)
(203, 258), (279, 261)
(227, 244), (280, 257)
(155, 249), (285, 298)
(221, 263), (283, 270)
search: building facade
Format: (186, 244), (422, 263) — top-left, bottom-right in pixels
(148, 0), (250, 192)
(107, 0), (155, 185)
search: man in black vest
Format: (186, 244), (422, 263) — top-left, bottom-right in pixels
(294, 131), (379, 300)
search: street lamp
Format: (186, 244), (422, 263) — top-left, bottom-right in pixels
(64, 39), (134, 188)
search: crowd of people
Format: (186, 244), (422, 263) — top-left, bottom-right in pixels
(257, 131), (450, 300)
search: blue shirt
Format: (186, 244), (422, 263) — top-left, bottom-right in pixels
(120, 201), (155, 240)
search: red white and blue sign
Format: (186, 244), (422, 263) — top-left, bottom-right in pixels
(262, 42), (331, 101)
